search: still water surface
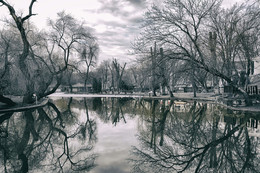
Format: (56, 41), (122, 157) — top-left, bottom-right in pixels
(0, 97), (260, 173)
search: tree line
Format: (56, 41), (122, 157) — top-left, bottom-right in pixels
(1, 0), (260, 106)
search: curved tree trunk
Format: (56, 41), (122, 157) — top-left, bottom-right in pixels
(0, 94), (16, 106)
(1, 0), (37, 104)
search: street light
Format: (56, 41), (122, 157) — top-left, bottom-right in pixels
(33, 93), (37, 104)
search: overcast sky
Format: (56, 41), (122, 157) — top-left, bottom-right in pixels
(0, 0), (242, 64)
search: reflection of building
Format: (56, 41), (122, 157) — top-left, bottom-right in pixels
(173, 101), (188, 112)
(247, 118), (259, 129)
(247, 118), (260, 138)
(222, 115), (260, 138)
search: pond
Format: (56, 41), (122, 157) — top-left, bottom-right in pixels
(0, 97), (260, 173)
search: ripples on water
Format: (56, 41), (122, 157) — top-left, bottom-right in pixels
(0, 97), (259, 173)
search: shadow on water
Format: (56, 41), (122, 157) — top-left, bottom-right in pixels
(1, 97), (260, 173)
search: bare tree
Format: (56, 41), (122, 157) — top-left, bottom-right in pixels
(210, 2), (260, 89)
(78, 41), (99, 92)
(0, 0), (38, 103)
(111, 59), (127, 93)
(0, 4), (98, 105)
(135, 0), (260, 105)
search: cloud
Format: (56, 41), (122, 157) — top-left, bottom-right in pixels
(97, 0), (147, 18)
(98, 0), (127, 16)
(0, 0), (151, 63)
(94, 22), (135, 60)
(126, 0), (147, 8)
(86, 0), (148, 62)
(128, 15), (144, 24)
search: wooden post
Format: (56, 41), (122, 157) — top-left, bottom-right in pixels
(159, 47), (174, 97)
(151, 42), (157, 96)
(209, 32), (218, 93)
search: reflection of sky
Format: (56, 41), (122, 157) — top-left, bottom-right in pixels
(90, 116), (139, 173)
(46, 105), (139, 172)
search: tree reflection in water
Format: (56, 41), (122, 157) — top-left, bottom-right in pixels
(0, 99), (97, 173)
(130, 100), (260, 173)
(1, 97), (259, 173)
(93, 97), (135, 125)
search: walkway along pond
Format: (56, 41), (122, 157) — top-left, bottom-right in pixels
(0, 96), (260, 172)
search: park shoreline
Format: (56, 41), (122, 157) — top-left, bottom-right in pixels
(49, 92), (260, 113)
(1, 93), (260, 113)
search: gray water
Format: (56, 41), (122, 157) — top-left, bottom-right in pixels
(0, 97), (259, 173)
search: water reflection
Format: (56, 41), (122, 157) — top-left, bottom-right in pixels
(91, 97), (135, 125)
(0, 100), (97, 173)
(1, 97), (260, 173)
(130, 100), (260, 173)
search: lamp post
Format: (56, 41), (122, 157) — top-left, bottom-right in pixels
(33, 93), (37, 104)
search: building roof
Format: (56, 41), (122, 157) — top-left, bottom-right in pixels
(250, 74), (260, 84)
(72, 83), (92, 87)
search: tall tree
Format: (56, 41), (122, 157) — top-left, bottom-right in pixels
(0, 4), (98, 105)
(135, 0), (260, 105)
(0, 0), (38, 103)
(112, 59), (127, 93)
(78, 41), (99, 92)
(210, 2), (260, 89)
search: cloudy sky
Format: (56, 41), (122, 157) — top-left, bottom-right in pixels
(0, 0), (242, 64)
